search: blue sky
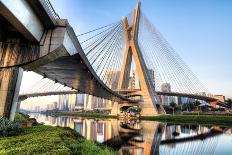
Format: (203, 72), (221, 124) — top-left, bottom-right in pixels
(48, 0), (232, 98)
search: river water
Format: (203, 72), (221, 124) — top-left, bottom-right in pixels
(30, 113), (232, 155)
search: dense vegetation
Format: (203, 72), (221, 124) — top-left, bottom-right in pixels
(15, 113), (38, 125)
(0, 118), (22, 136)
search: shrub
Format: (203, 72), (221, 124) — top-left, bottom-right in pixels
(0, 117), (22, 136)
(14, 113), (28, 122)
(15, 113), (38, 126)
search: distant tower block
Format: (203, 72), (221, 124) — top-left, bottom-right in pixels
(117, 2), (165, 115)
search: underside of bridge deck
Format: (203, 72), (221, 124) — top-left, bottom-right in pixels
(28, 53), (128, 102)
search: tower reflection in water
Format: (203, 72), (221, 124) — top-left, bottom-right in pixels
(31, 114), (229, 155)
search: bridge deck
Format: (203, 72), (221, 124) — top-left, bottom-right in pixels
(29, 54), (134, 103)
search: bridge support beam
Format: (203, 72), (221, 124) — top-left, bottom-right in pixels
(0, 67), (23, 120)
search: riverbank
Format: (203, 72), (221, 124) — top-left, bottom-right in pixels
(54, 111), (117, 119)
(50, 111), (232, 126)
(0, 114), (116, 155)
(140, 114), (232, 127)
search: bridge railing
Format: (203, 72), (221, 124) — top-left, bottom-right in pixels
(40, 0), (60, 20)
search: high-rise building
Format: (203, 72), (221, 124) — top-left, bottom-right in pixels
(57, 93), (113, 111)
(76, 94), (85, 106)
(34, 106), (41, 112)
(47, 103), (54, 110)
(161, 83), (171, 92)
(58, 95), (69, 110)
(161, 83), (171, 105)
(104, 70), (120, 89)
(69, 94), (76, 111)
(148, 69), (155, 87)
(128, 70), (140, 89)
(128, 76), (134, 89)
(197, 92), (207, 96)
(74, 94), (85, 110)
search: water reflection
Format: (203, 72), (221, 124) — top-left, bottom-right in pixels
(30, 113), (232, 155)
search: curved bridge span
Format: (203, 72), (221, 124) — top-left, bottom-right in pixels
(18, 90), (217, 103)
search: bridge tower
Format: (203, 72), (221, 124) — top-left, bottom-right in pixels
(117, 2), (165, 116)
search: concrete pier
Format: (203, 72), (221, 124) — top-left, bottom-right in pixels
(0, 67), (23, 120)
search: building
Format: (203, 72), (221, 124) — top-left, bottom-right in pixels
(74, 94), (85, 110)
(76, 94), (85, 106)
(34, 106), (41, 112)
(213, 95), (225, 102)
(57, 93), (113, 111)
(69, 94), (77, 111)
(104, 70), (120, 90)
(161, 83), (171, 105)
(197, 92), (207, 96)
(128, 70), (142, 89)
(128, 77), (135, 89)
(148, 69), (155, 87)
(161, 83), (171, 92)
(47, 103), (54, 110)
(58, 95), (69, 110)
(210, 95), (226, 108)
(53, 102), (58, 110)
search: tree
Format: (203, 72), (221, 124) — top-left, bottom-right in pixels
(182, 103), (188, 111)
(169, 102), (177, 115)
(226, 99), (232, 109)
(193, 100), (201, 111)
(194, 100), (201, 107)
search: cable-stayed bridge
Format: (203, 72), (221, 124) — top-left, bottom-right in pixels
(0, 0), (216, 119)
(18, 83), (216, 103)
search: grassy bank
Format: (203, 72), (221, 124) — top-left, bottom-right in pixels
(55, 111), (117, 119)
(0, 113), (116, 155)
(140, 114), (232, 127)
(0, 125), (116, 155)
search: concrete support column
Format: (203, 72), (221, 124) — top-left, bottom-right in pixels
(86, 95), (93, 110)
(0, 67), (23, 120)
(110, 102), (121, 116)
(16, 101), (21, 112)
(86, 120), (91, 140)
(83, 94), (88, 110)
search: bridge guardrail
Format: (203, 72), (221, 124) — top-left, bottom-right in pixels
(40, 0), (60, 20)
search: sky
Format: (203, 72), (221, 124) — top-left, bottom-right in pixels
(21, 0), (232, 101)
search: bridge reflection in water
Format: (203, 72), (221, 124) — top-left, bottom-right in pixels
(30, 114), (232, 155)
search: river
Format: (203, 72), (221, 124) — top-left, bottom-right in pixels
(29, 113), (232, 155)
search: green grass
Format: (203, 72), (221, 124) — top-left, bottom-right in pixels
(0, 125), (116, 155)
(140, 114), (232, 127)
(182, 112), (232, 116)
(56, 112), (117, 119)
